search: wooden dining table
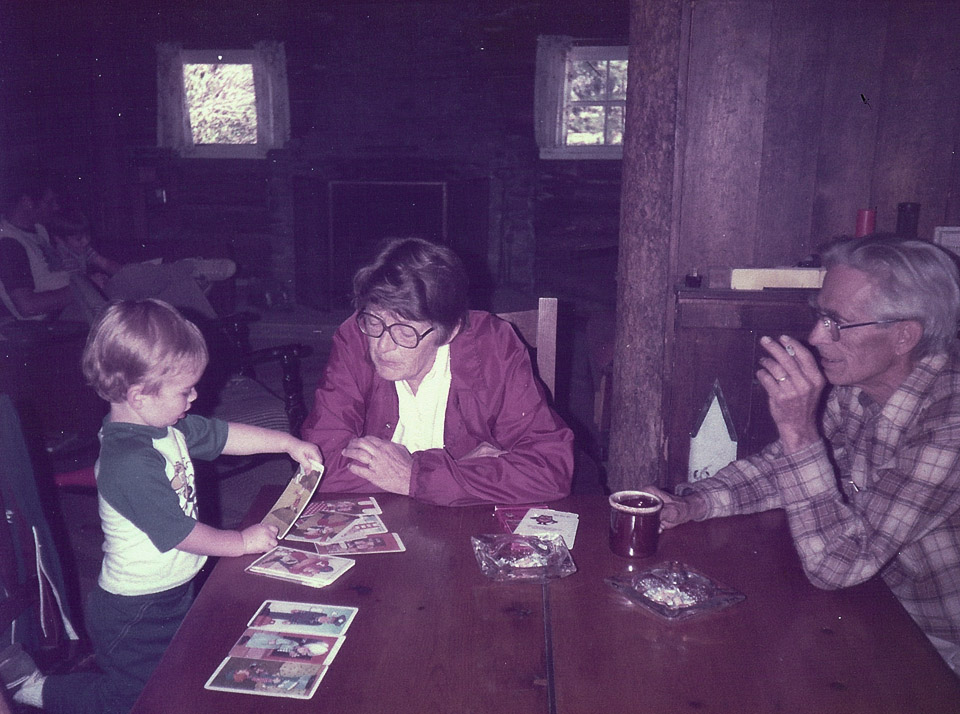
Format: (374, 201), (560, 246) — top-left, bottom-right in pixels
(131, 491), (960, 713)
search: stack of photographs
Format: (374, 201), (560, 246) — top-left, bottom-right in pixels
(283, 497), (407, 556)
(205, 599), (358, 699)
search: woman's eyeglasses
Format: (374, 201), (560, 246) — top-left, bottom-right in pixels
(356, 312), (435, 349)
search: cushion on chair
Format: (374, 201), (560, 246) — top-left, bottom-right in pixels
(210, 375), (290, 433)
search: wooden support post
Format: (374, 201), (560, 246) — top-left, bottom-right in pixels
(607, 0), (683, 491)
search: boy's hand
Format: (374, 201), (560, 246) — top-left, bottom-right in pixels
(241, 523), (279, 554)
(287, 437), (323, 472)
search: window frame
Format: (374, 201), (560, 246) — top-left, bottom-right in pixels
(535, 37), (627, 161)
(157, 43), (290, 159)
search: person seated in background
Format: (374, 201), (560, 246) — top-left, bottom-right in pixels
(301, 237), (574, 506)
(650, 236), (960, 675)
(0, 179), (78, 320)
(46, 210), (236, 321)
(0, 179), (235, 324)
(49, 212), (124, 290)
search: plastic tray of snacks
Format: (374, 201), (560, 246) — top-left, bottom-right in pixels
(605, 561), (745, 621)
(472, 533), (576, 582)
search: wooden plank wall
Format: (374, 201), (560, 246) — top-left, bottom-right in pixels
(873, 2), (960, 235)
(679, 0), (773, 274)
(809, 2), (885, 250)
(674, 0), (960, 279)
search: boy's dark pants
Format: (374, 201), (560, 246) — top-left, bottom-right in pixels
(42, 581), (194, 714)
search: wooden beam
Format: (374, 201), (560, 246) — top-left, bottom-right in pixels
(607, 0), (683, 491)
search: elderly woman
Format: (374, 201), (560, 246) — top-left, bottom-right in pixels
(301, 238), (574, 506)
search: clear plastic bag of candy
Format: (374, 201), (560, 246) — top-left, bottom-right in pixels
(471, 533), (577, 582)
(606, 560), (745, 621)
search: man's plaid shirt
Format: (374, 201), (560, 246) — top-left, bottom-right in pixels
(685, 350), (960, 647)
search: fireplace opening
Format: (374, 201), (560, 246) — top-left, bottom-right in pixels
(295, 177), (490, 311)
(327, 181), (447, 306)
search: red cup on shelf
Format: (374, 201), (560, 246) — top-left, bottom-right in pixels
(855, 209), (876, 238)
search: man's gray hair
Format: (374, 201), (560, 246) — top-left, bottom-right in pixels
(822, 237), (960, 358)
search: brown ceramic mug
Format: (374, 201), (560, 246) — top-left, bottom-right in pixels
(608, 490), (663, 558)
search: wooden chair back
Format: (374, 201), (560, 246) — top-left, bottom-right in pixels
(496, 297), (558, 399)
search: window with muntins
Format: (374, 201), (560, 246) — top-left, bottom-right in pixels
(535, 37), (627, 160)
(157, 43), (290, 159)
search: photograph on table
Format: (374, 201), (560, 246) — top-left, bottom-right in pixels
(306, 496), (383, 517)
(333, 514), (389, 542)
(245, 546), (355, 588)
(204, 656), (327, 699)
(228, 628), (345, 666)
(248, 600), (359, 637)
(313, 532), (406, 556)
(284, 511), (387, 545)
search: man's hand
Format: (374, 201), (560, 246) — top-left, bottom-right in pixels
(756, 335), (825, 454)
(343, 436), (413, 495)
(645, 486), (708, 529)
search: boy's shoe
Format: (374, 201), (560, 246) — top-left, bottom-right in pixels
(187, 258), (237, 282)
(0, 642), (39, 691)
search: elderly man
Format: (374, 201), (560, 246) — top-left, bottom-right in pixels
(654, 237), (960, 674)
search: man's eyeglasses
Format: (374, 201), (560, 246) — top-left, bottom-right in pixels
(809, 306), (901, 342)
(356, 312), (435, 349)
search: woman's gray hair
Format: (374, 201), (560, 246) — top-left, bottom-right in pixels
(822, 237), (960, 358)
(352, 237), (468, 343)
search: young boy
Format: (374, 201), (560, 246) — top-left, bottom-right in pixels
(2, 298), (322, 713)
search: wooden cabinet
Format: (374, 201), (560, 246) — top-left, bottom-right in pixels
(664, 288), (816, 489)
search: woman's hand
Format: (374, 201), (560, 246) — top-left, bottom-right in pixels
(343, 436), (413, 495)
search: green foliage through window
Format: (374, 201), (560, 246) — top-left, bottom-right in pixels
(563, 58), (626, 147)
(183, 63), (258, 145)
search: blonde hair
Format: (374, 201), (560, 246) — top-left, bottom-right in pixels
(82, 299), (208, 403)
